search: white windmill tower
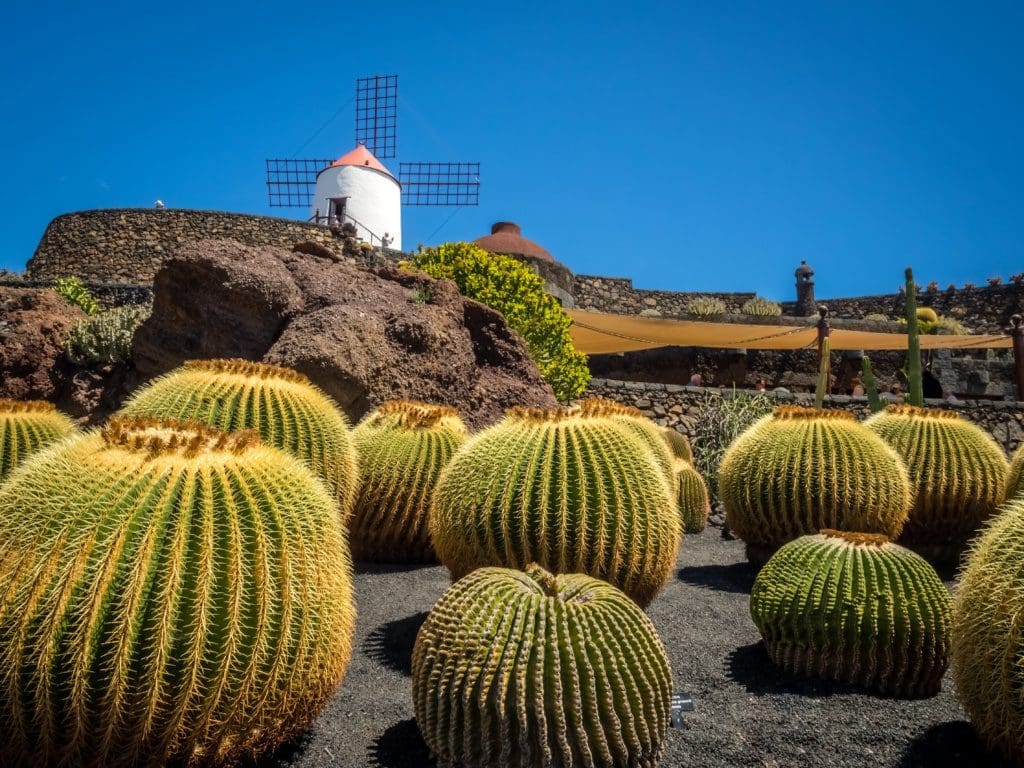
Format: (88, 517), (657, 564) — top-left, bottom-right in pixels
(265, 75), (480, 252)
(310, 145), (402, 249)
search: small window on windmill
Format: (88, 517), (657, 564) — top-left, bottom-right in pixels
(328, 197), (348, 226)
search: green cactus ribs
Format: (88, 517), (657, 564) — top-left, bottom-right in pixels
(351, 400), (468, 563)
(751, 530), (951, 698)
(431, 404), (681, 607)
(865, 404), (1008, 566)
(675, 459), (711, 533)
(577, 397), (677, 488)
(119, 357), (360, 519)
(412, 565), (672, 768)
(953, 498), (1024, 762)
(719, 405), (912, 565)
(661, 426), (694, 463)
(0, 415), (356, 768)
(0, 399), (78, 481)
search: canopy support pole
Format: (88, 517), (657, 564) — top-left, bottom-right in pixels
(1010, 314), (1024, 401)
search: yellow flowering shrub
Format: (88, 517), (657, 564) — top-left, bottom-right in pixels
(408, 242), (589, 400)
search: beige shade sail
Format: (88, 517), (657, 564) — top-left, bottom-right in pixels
(569, 310), (1013, 355)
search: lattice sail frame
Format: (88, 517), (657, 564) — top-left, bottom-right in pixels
(399, 162), (480, 206)
(265, 159), (332, 208)
(355, 75), (397, 159)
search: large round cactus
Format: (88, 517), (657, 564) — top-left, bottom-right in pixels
(865, 405), (1009, 563)
(0, 417), (356, 768)
(0, 399), (77, 482)
(661, 425), (694, 463)
(578, 397), (676, 487)
(119, 358), (360, 518)
(751, 530), (951, 697)
(431, 406), (681, 607)
(675, 458), (711, 533)
(350, 400), (468, 563)
(719, 406), (912, 564)
(952, 498), (1024, 761)
(412, 564), (672, 768)
(1005, 443), (1024, 502)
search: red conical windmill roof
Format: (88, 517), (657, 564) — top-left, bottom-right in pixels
(328, 145), (396, 180)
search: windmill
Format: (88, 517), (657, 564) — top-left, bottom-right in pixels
(265, 75), (480, 251)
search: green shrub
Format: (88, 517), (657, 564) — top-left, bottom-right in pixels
(864, 313), (891, 323)
(740, 296), (782, 317)
(689, 389), (774, 504)
(407, 242), (589, 400)
(686, 295), (726, 317)
(63, 304), (150, 365)
(52, 276), (101, 315)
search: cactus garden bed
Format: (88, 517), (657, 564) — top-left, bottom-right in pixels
(258, 529), (1000, 768)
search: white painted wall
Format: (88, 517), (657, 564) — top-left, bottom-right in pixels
(311, 165), (402, 249)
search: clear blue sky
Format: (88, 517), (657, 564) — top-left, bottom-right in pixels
(2, 1), (1021, 300)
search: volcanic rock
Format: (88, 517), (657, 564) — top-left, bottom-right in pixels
(132, 239), (556, 427)
(0, 286), (86, 401)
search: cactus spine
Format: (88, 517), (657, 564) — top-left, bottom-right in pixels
(675, 459), (711, 533)
(0, 399), (77, 481)
(578, 397), (676, 489)
(952, 498), (1024, 762)
(412, 565), (672, 768)
(718, 406), (912, 564)
(661, 426), (694, 463)
(119, 358), (359, 518)
(0, 417), (356, 768)
(905, 267), (923, 406)
(751, 530), (951, 697)
(350, 401), (468, 563)
(431, 406), (681, 607)
(1006, 443), (1024, 502)
(865, 405), (1009, 564)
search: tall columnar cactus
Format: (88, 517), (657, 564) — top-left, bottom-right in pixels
(0, 399), (77, 481)
(578, 397), (676, 488)
(905, 267), (924, 406)
(718, 406), (912, 564)
(675, 459), (711, 533)
(952, 498), (1024, 762)
(431, 406), (681, 607)
(661, 425), (694, 463)
(1006, 443), (1024, 502)
(751, 530), (951, 697)
(865, 405), (1009, 564)
(119, 358), (359, 518)
(860, 355), (885, 413)
(350, 401), (468, 563)
(412, 564), (672, 768)
(0, 417), (356, 768)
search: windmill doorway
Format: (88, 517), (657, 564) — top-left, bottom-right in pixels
(328, 197), (349, 226)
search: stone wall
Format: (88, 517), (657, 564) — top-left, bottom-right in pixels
(783, 283), (1024, 335)
(574, 275), (756, 316)
(25, 209), (369, 283)
(585, 377), (1024, 454)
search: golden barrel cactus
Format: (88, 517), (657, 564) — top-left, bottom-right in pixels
(751, 530), (951, 697)
(952, 498), (1024, 761)
(0, 417), (356, 768)
(350, 401), (468, 563)
(661, 426), (694, 463)
(719, 406), (912, 564)
(431, 406), (681, 607)
(578, 397), (676, 488)
(412, 564), (672, 768)
(675, 459), (711, 533)
(865, 405), (1009, 563)
(119, 358), (359, 518)
(1005, 443), (1024, 502)
(0, 399), (77, 481)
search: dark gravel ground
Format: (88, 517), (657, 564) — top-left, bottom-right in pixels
(253, 529), (1010, 768)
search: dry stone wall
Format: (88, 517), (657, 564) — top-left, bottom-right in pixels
(25, 209), (379, 283)
(585, 377), (1024, 454)
(574, 275), (755, 316)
